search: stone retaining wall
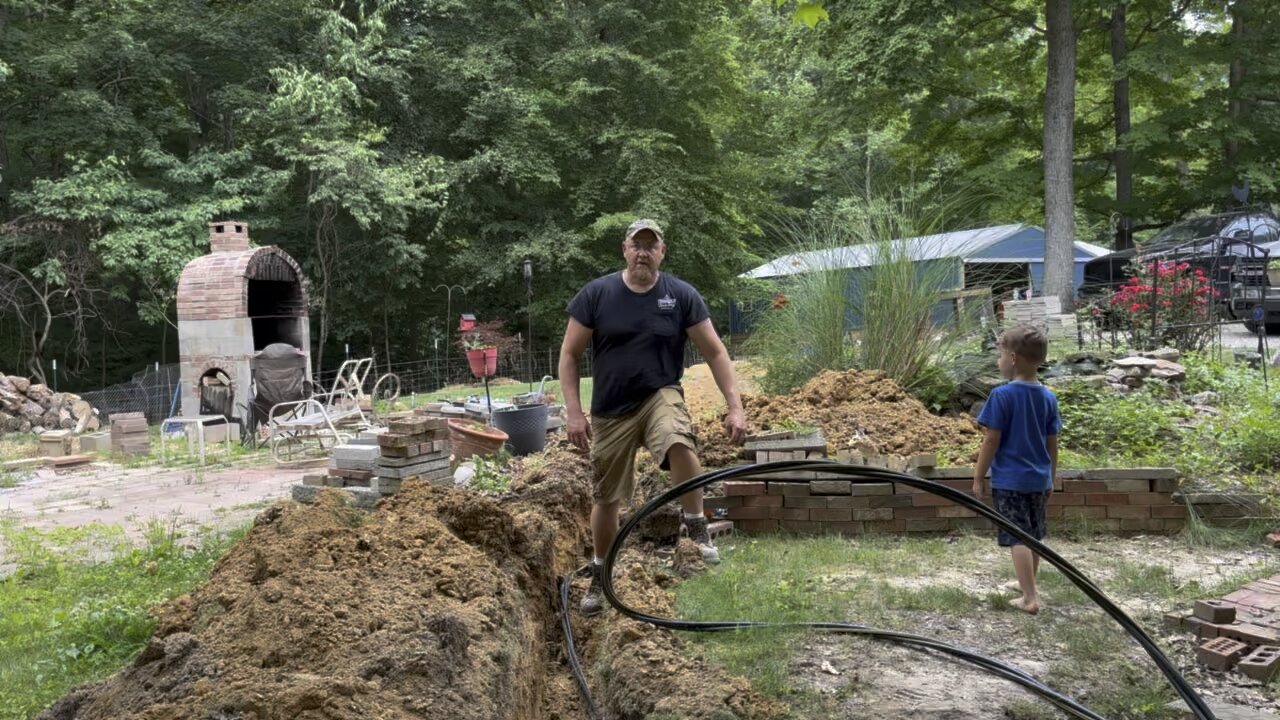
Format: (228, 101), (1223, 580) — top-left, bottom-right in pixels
(707, 466), (1187, 536)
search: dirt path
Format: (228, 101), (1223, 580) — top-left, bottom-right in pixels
(0, 460), (309, 571)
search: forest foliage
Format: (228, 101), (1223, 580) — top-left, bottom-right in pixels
(0, 0), (1275, 386)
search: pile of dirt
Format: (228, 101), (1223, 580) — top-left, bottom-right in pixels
(39, 443), (779, 720)
(697, 369), (980, 468)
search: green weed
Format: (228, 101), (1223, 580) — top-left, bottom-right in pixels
(0, 521), (245, 719)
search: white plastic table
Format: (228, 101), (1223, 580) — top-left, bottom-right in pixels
(159, 415), (232, 466)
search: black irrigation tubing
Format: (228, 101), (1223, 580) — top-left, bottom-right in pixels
(560, 573), (603, 720)
(556, 460), (1216, 720)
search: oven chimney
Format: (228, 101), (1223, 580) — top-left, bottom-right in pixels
(209, 221), (250, 253)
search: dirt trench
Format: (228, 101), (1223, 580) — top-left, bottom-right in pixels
(38, 446), (779, 720)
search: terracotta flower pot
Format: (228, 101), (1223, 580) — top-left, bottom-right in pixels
(466, 347), (498, 378)
(449, 418), (508, 462)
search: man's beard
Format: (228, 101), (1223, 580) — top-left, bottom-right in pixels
(628, 263), (656, 285)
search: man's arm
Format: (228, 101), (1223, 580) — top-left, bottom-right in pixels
(559, 318), (593, 450)
(686, 319), (746, 445)
(973, 427), (1000, 498)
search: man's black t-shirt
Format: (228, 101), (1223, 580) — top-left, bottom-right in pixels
(566, 272), (710, 417)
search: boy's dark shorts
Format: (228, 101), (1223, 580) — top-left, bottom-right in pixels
(991, 489), (1050, 547)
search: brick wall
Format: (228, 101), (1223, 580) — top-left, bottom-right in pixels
(708, 464), (1186, 536)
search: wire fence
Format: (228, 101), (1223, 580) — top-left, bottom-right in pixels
(74, 343), (709, 424)
(79, 364), (183, 425)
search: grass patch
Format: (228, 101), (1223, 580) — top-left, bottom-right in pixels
(0, 520), (245, 719)
(408, 377), (593, 409)
(0, 435), (39, 463)
(675, 527), (1277, 718)
(673, 535), (992, 696)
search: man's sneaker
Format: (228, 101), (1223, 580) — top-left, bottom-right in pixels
(684, 515), (721, 564)
(580, 563), (605, 616)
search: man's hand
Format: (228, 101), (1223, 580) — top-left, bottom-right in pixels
(723, 407), (747, 446)
(567, 411), (592, 451)
(972, 478), (986, 499)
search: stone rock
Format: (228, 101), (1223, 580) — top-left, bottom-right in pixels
(1105, 368), (1127, 382)
(9, 376), (30, 394)
(1073, 360), (1103, 375)
(1123, 376), (1144, 388)
(41, 411), (59, 428)
(1150, 367), (1186, 381)
(50, 393), (65, 410)
(18, 419), (31, 433)
(1077, 375), (1108, 389)
(1, 413), (20, 432)
(1147, 347), (1181, 362)
(58, 416), (75, 430)
(71, 400), (93, 420)
(31, 425), (45, 434)
(1126, 366), (1146, 378)
(1114, 356), (1159, 368)
(1044, 376), (1074, 388)
(1192, 391), (1221, 406)
(23, 400), (43, 417)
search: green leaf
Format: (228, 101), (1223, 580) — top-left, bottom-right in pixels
(793, 2), (829, 28)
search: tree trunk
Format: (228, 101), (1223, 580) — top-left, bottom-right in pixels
(1226, 0), (1247, 172)
(1111, 3), (1133, 251)
(1043, 0), (1077, 307)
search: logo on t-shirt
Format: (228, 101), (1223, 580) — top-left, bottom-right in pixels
(657, 294), (677, 311)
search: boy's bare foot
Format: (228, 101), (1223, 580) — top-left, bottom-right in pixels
(1009, 596), (1041, 615)
(1001, 579), (1021, 592)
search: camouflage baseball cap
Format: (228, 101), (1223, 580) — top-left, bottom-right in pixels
(625, 218), (665, 244)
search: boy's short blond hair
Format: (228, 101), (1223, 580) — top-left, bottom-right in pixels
(999, 324), (1049, 365)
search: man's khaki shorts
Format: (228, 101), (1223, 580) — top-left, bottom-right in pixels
(590, 386), (697, 505)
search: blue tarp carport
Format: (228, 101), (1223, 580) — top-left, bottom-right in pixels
(731, 224), (1109, 334)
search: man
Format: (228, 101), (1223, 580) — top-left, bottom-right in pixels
(559, 218), (747, 617)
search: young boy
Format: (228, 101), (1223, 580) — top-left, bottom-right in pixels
(973, 324), (1061, 615)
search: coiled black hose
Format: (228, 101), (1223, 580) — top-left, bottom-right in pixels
(559, 461), (1216, 719)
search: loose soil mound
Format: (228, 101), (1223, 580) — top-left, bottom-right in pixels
(39, 444), (780, 720)
(697, 369), (980, 468)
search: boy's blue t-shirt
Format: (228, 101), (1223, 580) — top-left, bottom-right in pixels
(976, 380), (1061, 492)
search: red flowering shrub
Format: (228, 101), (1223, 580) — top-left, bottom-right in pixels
(1109, 260), (1218, 350)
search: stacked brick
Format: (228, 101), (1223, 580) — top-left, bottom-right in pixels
(371, 417), (453, 494)
(707, 435), (1186, 536)
(109, 412), (151, 455)
(1165, 577), (1280, 681)
(294, 417), (454, 509)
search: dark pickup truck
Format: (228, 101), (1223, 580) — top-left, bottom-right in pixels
(1082, 210), (1280, 333)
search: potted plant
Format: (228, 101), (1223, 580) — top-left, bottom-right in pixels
(449, 417), (509, 461)
(462, 332), (498, 378)
(1268, 259), (1280, 288)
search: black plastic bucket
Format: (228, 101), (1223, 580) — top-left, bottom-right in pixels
(491, 404), (549, 455)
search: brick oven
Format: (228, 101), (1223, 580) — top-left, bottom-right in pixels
(176, 221), (311, 420)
